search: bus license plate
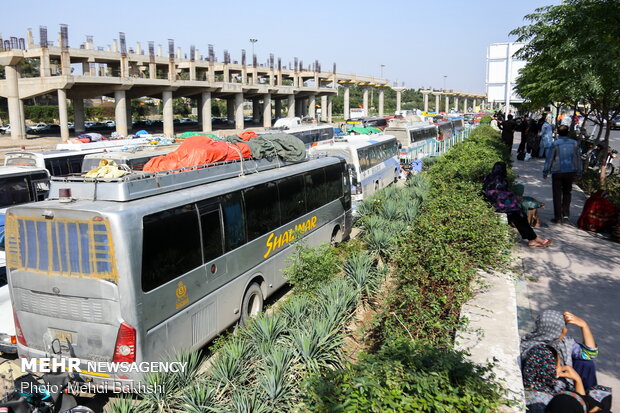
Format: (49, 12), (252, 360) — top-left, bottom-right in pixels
(52, 329), (75, 345)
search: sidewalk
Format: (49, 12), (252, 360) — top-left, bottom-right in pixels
(511, 133), (620, 412)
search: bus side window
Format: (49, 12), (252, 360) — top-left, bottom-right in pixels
(304, 169), (326, 210)
(277, 175), (306, 222)
(68, 156), (84, 174)
(221, 192), (246, 251)
(197, 203), (223, 263)
(243, 183), (279, 241)
(141, 204), (202, 292)
(324, 164), (343, 201)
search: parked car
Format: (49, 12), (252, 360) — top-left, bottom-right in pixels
(30, 124), (61, 134)
(611, 115), (620, 130)
(103, 120), (116, 128)
(29, 122), (48, 132)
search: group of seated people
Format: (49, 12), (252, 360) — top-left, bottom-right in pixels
(484, 161), (552, 248)
(521, 310), (611, 412)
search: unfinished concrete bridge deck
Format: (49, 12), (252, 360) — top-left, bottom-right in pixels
(0, 26), (485, 140)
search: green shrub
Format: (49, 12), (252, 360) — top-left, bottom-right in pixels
(480, 114), (492, 125)
(302, 338), (505, 413)
(283, 243), (341, 294)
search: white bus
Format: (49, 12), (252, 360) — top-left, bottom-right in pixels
(6, 155), (351, 388)
(308, 135), (400, 201)
(81, 146), (179, 173)
(4, 150), (103, 176)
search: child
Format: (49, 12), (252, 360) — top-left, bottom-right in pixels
(513, 184), (547, 228)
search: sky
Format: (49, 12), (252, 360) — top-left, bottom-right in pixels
(2, 0), (561, 94)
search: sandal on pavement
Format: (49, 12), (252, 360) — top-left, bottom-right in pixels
(528, 239), (552, 248)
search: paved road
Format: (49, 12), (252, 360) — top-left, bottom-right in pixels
(512, 132), (620, 413)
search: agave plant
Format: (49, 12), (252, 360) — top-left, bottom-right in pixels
(178, 381), (219, 413)
(343, 251), (376, 297)
(364, 223), (395, 258)
(257, 346), (295, 403)
(288, 320), (343, 373)
(220, 389), (270, 413)
(104, 396), (143, 413)
(278, 294), (312, 329)
(243, 313), (287, 350)
(209, 337), (253, 387)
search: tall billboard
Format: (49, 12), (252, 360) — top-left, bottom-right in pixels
(486, 42), (526, 108)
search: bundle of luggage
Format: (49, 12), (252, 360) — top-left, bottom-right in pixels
(143, 131), (306, 173)
(577, 190), (618, 234)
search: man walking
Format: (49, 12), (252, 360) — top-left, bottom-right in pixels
(543, 125), (582, 224)
(499, 114), (517, 150)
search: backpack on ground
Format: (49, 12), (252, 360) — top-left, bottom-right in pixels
(517, 151), (526, 161)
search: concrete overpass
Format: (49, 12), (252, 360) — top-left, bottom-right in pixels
(0, 26), (392, 140)
(420, 89), (487, 114)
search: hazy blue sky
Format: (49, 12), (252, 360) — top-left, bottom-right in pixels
(2, 0), (560, 93)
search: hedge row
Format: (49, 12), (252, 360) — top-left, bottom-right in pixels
(304, 125), (514, 412)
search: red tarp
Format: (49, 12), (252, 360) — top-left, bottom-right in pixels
(143, 136), (252, 173)
(238, 131), (258, 141)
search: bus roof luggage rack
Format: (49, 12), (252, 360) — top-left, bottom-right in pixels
(49, 157), (305, 202)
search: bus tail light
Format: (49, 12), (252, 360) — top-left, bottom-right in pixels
(112, 322), (136, 363)
(13, 310), (27, 346)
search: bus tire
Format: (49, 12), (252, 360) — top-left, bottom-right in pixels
(331, 225), (342, 245)
(240, 283), (263, 327)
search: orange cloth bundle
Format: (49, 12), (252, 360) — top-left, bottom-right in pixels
(143, 136), (252, 173)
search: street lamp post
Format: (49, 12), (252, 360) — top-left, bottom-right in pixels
(249, 38), (257, 58)
(443, 75), (447, 90)
(380, 64), (385, 78)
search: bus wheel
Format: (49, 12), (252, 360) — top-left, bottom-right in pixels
(240, 283), (263, 327)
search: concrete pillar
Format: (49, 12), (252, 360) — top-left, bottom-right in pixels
(423, 92), (429, 112)
(126, 98), (132, 131)
(287, 94), (295, 118)
(5, 64), (25, 140)
(252, 98), (260, 123)
(362, 88), (369, 114)
(162, 90), (174, 137)
(201, 91), (212, 132)
(308, 94), (316, 119)
(435, 94), (440, 112)
(19, 100), (26, 138)
(114, 90), (129, 136)
(396, 90), (402, 113)
(226, 98), (235, 121)
(321, 95), (328, 122)
(444, 95), (449, 113)
(473, 99), (477, 110)
(73, 98), (85, 134)
(57, 89), (70, 141)
(234, 93), (244, 130)
(327, 95), (333, 123)
(263, 93), (272, 128)
(378, 88), (385, 117)
(454, 97), (459, 113)
(464, 98), (468, 113)
(343, 86), (350, 119)
(40, 49), (51, 77)
(189, 62), (196, 81)
(275, 99), (282, 119)
(149, 63), (157, 80)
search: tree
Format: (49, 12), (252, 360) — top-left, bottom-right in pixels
(511, 0), (620, 184)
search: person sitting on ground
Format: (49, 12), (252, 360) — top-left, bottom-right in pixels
(521, 310), (601, 391)
(521, 343), (611, 413)
(483, 162), (552, 248)
(513, 184), (547, 228)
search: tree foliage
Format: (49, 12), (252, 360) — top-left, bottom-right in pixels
(511, 0), (620, 183)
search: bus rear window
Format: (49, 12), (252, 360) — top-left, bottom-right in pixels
(5, 215), (118, 282)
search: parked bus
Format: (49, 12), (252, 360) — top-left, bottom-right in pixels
(262, 117), (334, 147)
(345, 117), (388, 130)
(6, 156), (351, 387)
(0, 166), (49, 354)
(0, 167), (50, 212)
(308, 135), (399, 200)
(384, 121), (437, 148)
(4, 150), (102, 176)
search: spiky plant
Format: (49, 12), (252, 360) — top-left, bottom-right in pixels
(209, 337), (253, 387)
(243, 313), (287, 352)
(364, 224), (395, 258)
(315, 279), (358, 328)
(257, 346), (295, 403)
(218, 389), (270, 413)
(343, 251), (376, 298)
(278, 294), (312, 329)
(178, 381), (219, 413)
(288, 320), (343, 373)
(104, 396), (143, 413)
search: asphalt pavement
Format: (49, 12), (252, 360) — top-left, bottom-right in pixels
(512, 132), (620, 413)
